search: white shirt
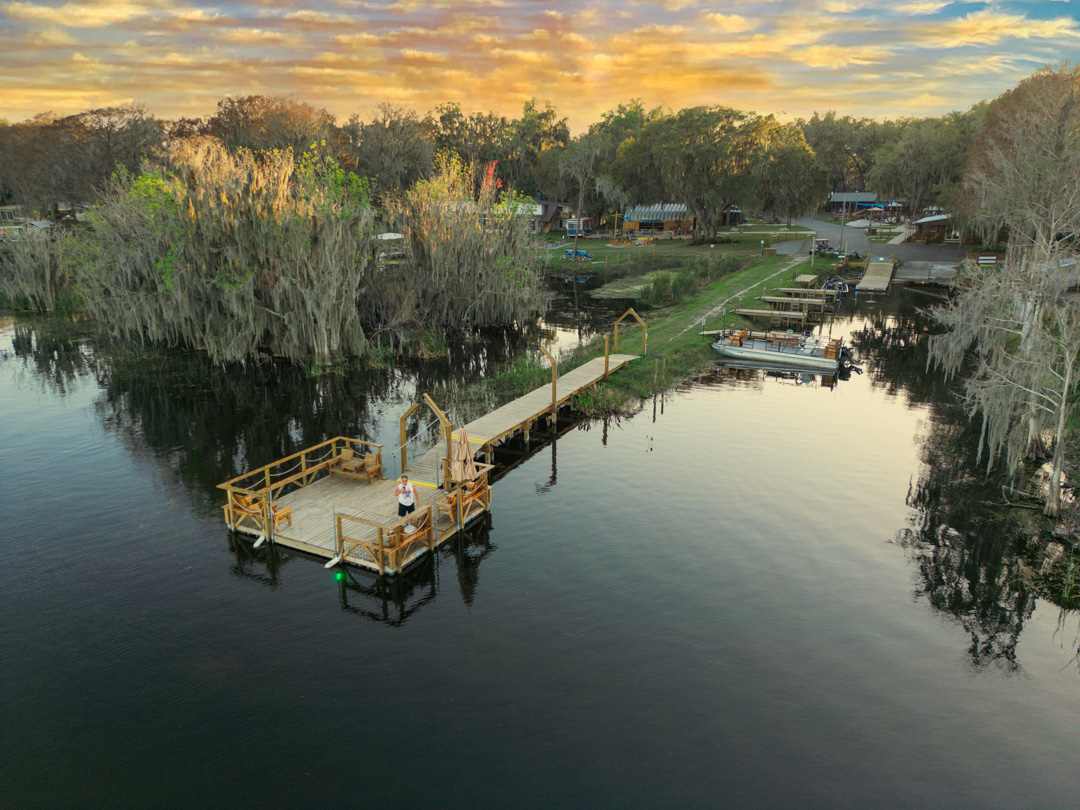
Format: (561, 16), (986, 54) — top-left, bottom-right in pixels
(396, 483), (416, 507)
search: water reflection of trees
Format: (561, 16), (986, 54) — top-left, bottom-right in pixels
(848, 314), (954, 406)
(9, 320), (99, 398)
(8, 318), (527, 514)
(903, 397), (1079, 673)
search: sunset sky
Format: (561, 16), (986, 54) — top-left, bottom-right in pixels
(1, 1), (1078, 129)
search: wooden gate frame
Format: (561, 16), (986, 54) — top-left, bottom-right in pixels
(399, 394), (453, 481)
(613, 308), (648, 355)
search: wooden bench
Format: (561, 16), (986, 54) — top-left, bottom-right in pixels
(330, 449), (382, 483)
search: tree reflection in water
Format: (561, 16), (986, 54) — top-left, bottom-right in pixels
(8, 317), (538, 515)
(8, 312), (1077, 658)
(854, 311), (1080, 673)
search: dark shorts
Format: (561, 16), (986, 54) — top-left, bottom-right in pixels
(398, 502), (415, 517)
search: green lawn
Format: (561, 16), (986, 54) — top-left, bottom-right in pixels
(474, 255), (810, 416)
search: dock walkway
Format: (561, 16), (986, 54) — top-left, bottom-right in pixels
(404, 354), (636, 482)
(857, 259), (896, 292)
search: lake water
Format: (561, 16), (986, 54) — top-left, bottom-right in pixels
(1, 297), (1078, 808)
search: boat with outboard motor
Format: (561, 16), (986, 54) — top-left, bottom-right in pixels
(709, 328), (852, 372)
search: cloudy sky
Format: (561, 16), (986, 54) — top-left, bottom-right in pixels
(1, 1), (1077, 128)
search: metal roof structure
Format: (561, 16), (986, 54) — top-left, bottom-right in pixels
(913, 213), (951, 225)
(829, 192), (878, 203)
(624, 203), (690, 222)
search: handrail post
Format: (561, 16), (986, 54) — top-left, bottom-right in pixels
(603, 335), (610, 378)
(377, 528), (385, 576)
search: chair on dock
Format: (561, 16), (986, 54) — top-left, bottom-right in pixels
(384, 508), (435, 570)
(330, 448), (382, 483)
(437, 475), (491, 527)
(228, 493), (293, 531)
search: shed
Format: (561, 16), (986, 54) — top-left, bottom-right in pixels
(912, 213), (953, 243)
(623, 203), (695, 234)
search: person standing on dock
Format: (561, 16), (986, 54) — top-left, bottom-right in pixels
(395, 475), (417, 518)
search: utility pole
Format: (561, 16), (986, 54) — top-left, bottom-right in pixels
(840, 199), (847, 255)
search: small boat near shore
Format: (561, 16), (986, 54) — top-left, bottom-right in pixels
(709, 329), (849, 372)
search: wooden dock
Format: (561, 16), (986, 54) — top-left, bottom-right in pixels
(772, 288), (838, 298)
(402, 354), (636, 483)
(759, 295), (833, 309)
(218, 345), (640, 575)
(857, 259), (896, 292)
(734, 308), (807, 322)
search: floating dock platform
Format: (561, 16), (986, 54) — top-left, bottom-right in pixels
(218, 352), (638, 575)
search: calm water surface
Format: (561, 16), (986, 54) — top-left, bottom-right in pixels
(1, 300), (1078, 809)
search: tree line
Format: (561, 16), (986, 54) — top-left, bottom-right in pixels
(0, 92), (989, 236)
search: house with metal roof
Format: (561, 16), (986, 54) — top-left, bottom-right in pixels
(828, 191), (879, 211)
(912, 213), (955, 243)
(623, 203), (696, 235)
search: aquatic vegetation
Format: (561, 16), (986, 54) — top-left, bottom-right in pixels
(0, 228), (80, 314)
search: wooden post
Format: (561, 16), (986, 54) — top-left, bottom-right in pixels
(377, 527), (385, 576)
(398, 403), (420, 474)
(335, 514), (343, 558)
(263, 468), (273, 542)
(603, 335), (610, 378)
(613, 322), (621, 352)
(539, 346), (557, 429)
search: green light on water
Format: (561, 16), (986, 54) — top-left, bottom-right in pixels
(334, 571), (345, 582)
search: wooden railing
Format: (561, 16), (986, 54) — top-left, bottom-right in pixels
(218, 436), (383, 535)
(334, 506), (436, 575)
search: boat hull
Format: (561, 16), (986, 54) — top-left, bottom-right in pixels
(712, 342), (839, 372)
